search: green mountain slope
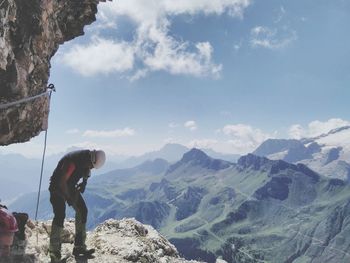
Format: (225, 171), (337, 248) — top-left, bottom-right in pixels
(10, 149), (350, 263)
(90, 149), (350, 262)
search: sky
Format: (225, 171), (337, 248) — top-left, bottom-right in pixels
(1, 0), (350, 158)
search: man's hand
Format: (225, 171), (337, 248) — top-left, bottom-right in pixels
(76, 181), (87, 193)
(67, 198), (72, 206)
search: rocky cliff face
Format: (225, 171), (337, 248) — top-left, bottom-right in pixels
(10, 218), (202, 263)
(0, 0), (107, 145)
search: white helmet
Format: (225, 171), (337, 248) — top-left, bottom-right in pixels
(91, 150), (106, 169)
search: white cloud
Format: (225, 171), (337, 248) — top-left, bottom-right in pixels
(161, 0), (251, 17)
(288, 118), (350, 139)
(274, 6), (286, 23)
(129, 69), (149, 82)
(288, 124), (304, 139)
(163, 137), (182, 145)
(168, 122), (179, 128)
(143, 40), (222, 78)
(222, 124), (273, 154)
(66, 128), (80, 134)
(233, 42), (242, 51)
(188, 139), (218, 149)
(184, 120), (198, 131)
(250, 25), (297, 49)
(91, 9), (118, 30)
(83, 128), (136, 138)
(61, 36), (134, 76)
(250, 6), (297, 50)
(100, 0), (251, 25)
(60, 0), (251, 79)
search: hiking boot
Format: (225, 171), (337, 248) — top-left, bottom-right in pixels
(72, 247), (95, 257)
(50, 251), (66, 263)
(51, 257), (67, 263)
(49, 224), (63, 262)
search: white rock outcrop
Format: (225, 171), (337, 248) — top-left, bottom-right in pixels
(9, 218), (202, 263)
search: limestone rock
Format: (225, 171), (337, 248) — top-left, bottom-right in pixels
(0, 0), (108, 145)
(10, 218), (203, 263)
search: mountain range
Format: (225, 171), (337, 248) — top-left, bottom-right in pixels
(7, 126), (350, 262)
(254, 126), (350, 180)
(116, 143), (240, 169)
(0, 143), (238, 201)
(10, 146), (350, 262)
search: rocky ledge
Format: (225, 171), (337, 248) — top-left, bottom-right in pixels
(8, 218), (202, 263)
(0, 0), (108, 145)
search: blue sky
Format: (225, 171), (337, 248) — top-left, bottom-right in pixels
(2, 0), (350, 158)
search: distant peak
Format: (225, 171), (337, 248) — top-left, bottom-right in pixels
(162, 143), (188, 150)
(237, 154), (320, 181)
(167, 148), (232, 173)
(253, 139), (304, 157)
(182, 148), (210, 162)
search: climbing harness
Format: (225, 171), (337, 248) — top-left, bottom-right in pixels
(35, 84), (56, 221)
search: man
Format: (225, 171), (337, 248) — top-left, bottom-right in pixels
(48, 149), (106, 263)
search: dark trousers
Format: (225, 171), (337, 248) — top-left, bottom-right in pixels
(50, 191), (88, 227)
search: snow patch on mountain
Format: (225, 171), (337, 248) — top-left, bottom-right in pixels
(254, 126), (350, 180)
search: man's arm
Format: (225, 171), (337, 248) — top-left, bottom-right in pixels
(77, 169), (90, 193)
(77, 178), (88, 193)
(59, 162), (76, 201)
